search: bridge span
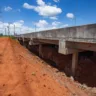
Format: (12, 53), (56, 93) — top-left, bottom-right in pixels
(16, 23), (96, 76)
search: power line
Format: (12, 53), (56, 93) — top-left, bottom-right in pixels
(7, 22), (11, 36)
(35, 24), (36, 32)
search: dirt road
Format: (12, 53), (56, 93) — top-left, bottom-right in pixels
(0, 38), (88, 96)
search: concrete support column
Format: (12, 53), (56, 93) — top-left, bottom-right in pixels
(25, 41), (29, 48)
(93, 52), (96, 56)
(19, 40), (23, 45)
(22, 37), (25, 45)
(72, 52), (78, 76)
(39, 44), (43, 57)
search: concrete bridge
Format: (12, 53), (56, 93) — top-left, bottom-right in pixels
(16, 23), (96, 76)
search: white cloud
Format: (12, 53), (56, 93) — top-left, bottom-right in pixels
(12, 20), (24, 28)
(35, 5), (62, 17)
(4, 6), (12, 11)
(51, 21), (68, 29)
(53, 0), (60, 3)
(0, 20), (35, 35)
(50, 16), (58, 20)
(61, 24), (69, 27)
(34, 19), (68, 31)
(23, 3), (34, 9)
(0, 19), (69, 35)
(66, 13), (74, 19)
(52, 21), (61, 26)
(35, 20), (48, 28)
(4, 7), (21, 12)
(34, 19), (69, 31)
(19, 20), (24, 23)
(37, 0), (45, 6)
(23, 0), (62, 17)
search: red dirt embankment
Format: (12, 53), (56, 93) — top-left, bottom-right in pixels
(0, 38), (88, 96)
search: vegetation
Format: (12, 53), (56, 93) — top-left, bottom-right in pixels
(0, 34), (16, 39)
(0, 33), (3, 37)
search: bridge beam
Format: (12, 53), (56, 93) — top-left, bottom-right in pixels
(66, 41), (96, 52)
(59, 40), (83, 55)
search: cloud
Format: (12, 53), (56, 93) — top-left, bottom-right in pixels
(51, 21), (68, 28)
(34, 5), (62, 17)
(4, 7), (21, 12)
(19, 20), (24, 23)
(23, 0), (62, 17)
(0, 20), (35, 35)
(50, 16), (58, 20)
(66, 13), (75, 19)
(52, 21), (61, 26)
(4, 6), (12, 11)
(35, 20), (48, 28)
(53, 0), (60, 3)
(23, 3), (34, 9)
(61, 24), (69, 27)
(0, 19), (69, 35)
(12, 20), (24, 27)
(34, 20), (68, 31)
(36, 0), (45, 6)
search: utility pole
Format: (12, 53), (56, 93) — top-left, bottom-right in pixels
(74, 13), (76, 26)
(14, 24), (15, 36)
(0, 7), (4, 35)
(20, 27), (21, 33)
(5, 28), (6, 36)
(75, 0), (77, 26)
(7, 22), (12, 36)
(0, 7), (2, 22)
(7, 26), (9, 36)
(35, 24), (36, 32)
(7, 23), (10, 36)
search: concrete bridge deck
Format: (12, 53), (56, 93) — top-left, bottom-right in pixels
(16, 23), (96, 76)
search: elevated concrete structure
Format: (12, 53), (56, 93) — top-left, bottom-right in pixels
(16, 23), (96, 76)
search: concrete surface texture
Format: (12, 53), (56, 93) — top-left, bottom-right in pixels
(17, 24), (96, 43)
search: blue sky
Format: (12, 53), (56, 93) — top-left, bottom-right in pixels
(0, 0), (96, 34)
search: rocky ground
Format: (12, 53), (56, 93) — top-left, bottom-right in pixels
(0, 37), (95, 96)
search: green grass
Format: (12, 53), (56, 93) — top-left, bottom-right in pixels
(0, 35), (16, 39)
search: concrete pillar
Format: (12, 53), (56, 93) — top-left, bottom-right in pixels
(39, 44), (43, 57)
(25, 41), (29, 48)
(22, 37), (25, 45)
(93, 52), (96, 57)
(19, 40), (23, 45)
(72, 52), (78, 76)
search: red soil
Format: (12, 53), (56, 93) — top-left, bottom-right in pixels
(0, 37), (88, 96)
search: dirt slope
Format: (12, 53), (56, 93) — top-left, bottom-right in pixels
(0, 37), (88, 96)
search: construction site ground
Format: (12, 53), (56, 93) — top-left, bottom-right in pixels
(0, 37), (96, 96)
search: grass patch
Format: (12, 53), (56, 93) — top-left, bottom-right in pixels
(0, 35), (16, 40)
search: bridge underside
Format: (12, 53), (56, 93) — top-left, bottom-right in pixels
(16, 23), (96, 76)
(17, 37), (96, 76)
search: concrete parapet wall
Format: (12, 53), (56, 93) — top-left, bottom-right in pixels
(16, 24), (96, 43)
